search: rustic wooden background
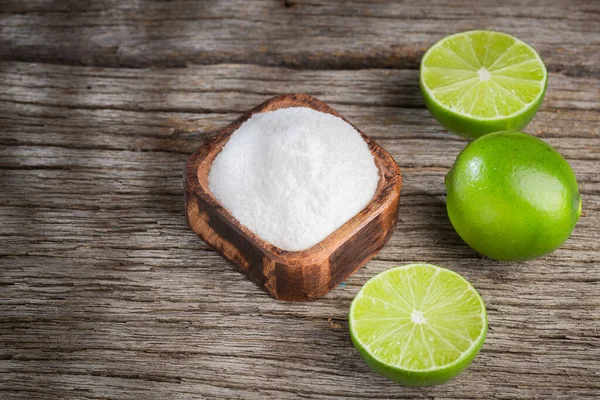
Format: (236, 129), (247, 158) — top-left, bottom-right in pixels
(1, 1), (599, 399)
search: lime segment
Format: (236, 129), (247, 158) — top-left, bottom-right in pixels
(420, 30), (547, 139)
(349, 263), (487, 386)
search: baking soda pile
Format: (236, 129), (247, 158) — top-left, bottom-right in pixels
(208, 107), (379, 251)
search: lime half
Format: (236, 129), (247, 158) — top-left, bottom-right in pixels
(420, 30), (547, 139)
(349, 264), (487, 386)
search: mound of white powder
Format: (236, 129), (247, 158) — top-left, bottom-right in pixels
(208, 107), (379, 251)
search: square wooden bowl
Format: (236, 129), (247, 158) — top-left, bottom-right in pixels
(184, 94), (401, 301)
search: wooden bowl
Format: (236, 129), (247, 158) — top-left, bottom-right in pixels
(184, 94), (401, 301)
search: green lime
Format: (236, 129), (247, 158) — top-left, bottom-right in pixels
(420, 30), (547, 139)
(446, 131), (581, 261)
(349, 263), (487, 387)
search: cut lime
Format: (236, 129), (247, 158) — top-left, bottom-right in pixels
(349, 263), (487, 386)
(420, 30), (547, 139)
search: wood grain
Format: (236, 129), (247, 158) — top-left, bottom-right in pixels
(1, 0), (599, 397)
(184, 94), (401, 301)
(1, 61), (598, 399)
(1, 0), (599, 76)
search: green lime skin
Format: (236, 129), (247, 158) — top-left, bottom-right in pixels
(445, 131), (581, 261)
(350, 322), (487, 387)
(421, 84), (546, 140)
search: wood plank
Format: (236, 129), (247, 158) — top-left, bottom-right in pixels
(1, 0), (599, 76)
(1, 62), (599, 399)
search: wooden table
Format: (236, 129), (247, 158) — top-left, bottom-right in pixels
(1, 1), (599, 399)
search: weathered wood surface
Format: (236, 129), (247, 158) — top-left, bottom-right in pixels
(1, 1), (599, 399)
(1, 0), (600, 76)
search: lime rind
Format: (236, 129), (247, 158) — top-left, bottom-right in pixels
(349, 264), (487, 386)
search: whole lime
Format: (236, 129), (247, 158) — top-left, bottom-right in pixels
(445, 131), (581, 261)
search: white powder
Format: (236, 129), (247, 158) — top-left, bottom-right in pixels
(208, 107), (379, 251)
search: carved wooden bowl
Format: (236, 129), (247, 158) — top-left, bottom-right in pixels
(184, 94), (401, 301)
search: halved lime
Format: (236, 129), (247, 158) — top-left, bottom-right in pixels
(349, 263), (487, 386)
(420, 30), (547, 139)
